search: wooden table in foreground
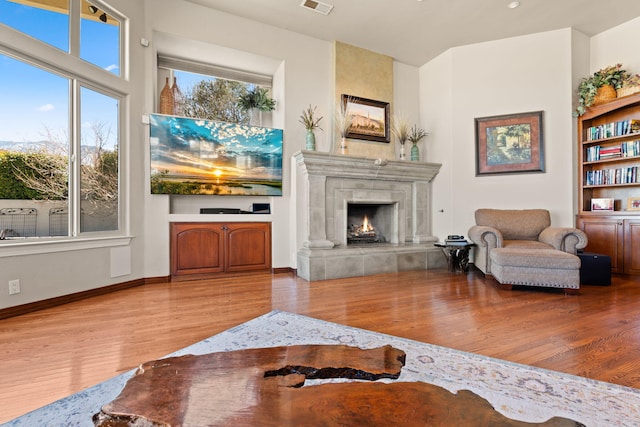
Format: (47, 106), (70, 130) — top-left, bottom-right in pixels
(93, 344), (582, 427)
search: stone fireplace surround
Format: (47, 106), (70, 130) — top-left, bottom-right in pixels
(294, 151), (444, 281)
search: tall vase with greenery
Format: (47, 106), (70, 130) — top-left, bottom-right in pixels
(238, 86), (276, 126)
(335, 98), (353, 154)
(391, 114), (410, 160)
(408, 125), (428, 161)
(299, 105), (323, 151)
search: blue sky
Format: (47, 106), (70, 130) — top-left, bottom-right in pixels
(0, 0), (119, 144)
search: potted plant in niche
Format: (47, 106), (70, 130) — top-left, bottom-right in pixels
(575, 63), (629, 116)
(238, 86), (276, 126)
(408, 124), (428, 161)
(391, 114), (410, 160)
(299, 105), (323, 151)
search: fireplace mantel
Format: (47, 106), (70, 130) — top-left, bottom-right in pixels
(294, 151), (441, 182)
(293, 151), (444, 281)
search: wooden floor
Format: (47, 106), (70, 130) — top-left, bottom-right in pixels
(1, 267), (640, 423)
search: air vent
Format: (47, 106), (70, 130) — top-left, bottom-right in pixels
(300, 0), (334, 15)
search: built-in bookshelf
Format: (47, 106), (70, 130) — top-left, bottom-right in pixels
(576, 91), (640, 275)
(578, 92), (640, 213)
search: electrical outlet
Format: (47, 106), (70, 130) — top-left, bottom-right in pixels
(8, 279), (20, 295)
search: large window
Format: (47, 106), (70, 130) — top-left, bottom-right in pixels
(0, 0), (124, 239)
(157, 56), (274, 127)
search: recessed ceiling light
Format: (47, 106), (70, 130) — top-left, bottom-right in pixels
(508, 1), (520, 8)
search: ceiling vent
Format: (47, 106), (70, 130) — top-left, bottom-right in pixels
(300, 0), (334, 15)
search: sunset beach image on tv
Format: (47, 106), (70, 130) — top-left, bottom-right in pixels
(149, 114), (283, 196)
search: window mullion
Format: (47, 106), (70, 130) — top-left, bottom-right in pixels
(69, 0), (80, 57)
(70, 79), (81, 236)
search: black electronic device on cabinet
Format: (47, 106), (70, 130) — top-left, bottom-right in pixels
(252, 203), (271, 214)
(200, 208), (241, 214)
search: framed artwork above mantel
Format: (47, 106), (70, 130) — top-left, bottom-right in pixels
(342, 94), (390, 143)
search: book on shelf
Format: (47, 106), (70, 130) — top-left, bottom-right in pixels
(585, 140), (640, 161)
(586, 119), (640, 141)
(585, 166), (639, 185)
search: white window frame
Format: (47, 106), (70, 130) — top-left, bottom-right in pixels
(0, 0), (131, 254)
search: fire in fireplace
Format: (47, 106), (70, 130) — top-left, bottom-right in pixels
(347, 203), (394, 245)
(348, 214), (383, 244)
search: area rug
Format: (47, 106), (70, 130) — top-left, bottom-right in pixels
(4, 310), (640, 426)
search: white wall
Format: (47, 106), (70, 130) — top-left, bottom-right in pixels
(142, 0), (333, 274)
(590, 16), (640, 73)
(143, 0), (423, 273)
(393, 62), (422, 159)
(421, 29), (579, 242)
(420, 51), (454, 239)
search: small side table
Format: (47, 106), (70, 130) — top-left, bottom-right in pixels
(434, 242), (475, 272)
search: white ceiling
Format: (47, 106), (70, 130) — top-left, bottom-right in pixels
(184, 0), (640, 66)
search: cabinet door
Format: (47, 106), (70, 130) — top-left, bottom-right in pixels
(225, 223), (272, 272)
(577, 217), (624, 273)
(624, 219), (640, 275)
(171, 223), (224, 277)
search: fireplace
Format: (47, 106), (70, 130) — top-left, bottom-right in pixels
(293, 151), (444, 281)
(347, 203), (396, 245)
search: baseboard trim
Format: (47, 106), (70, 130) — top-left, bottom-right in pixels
(0, 269), (299, 320)
(0, 276), (169, 321)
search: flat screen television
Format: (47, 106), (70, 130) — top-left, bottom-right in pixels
(149, 113), (283, 196)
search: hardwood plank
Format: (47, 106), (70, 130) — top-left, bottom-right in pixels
(1, 268), (640, 423)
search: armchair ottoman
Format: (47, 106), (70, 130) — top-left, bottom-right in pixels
(468, 209), (588, 294)
(490, 248), (581, 294)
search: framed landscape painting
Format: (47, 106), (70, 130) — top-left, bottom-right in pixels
(342, 94), (390, 143)
(475, 111), (544, 176)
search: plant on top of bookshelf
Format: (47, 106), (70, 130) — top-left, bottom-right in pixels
(575, 64), (630, 116)
(618, 73), (640, 98)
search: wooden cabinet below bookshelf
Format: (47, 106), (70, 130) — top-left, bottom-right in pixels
(577, 215), (640, 275)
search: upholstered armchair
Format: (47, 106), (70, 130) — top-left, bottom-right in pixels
(467, 209), (588, 276)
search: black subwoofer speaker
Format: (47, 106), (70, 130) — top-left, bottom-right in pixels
(578, 252), (611, 286)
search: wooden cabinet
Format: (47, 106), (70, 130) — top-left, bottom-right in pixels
(577, 92), (640, 275)
(624, 219), (640, 274)
(576, 216), (624, 273)
(170, 222), (271, 280)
